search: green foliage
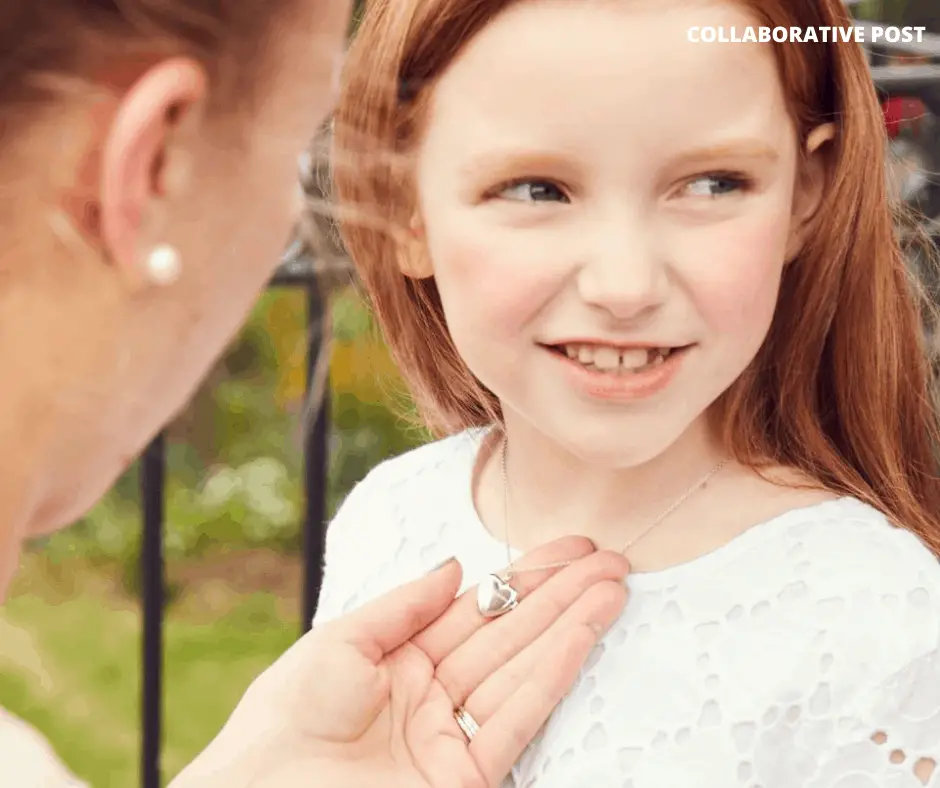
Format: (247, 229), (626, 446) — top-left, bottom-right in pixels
(0, 582), (296, 787)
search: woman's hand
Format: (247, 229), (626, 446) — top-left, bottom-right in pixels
(170, 537), (629, 788)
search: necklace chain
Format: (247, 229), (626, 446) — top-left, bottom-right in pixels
(499, 439), (729, 578)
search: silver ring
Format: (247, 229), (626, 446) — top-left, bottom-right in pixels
(454, 706), (480, 741)
(476, 573), (520, 618)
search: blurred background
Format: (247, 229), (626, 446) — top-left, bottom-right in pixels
(0, 1), (937, 786)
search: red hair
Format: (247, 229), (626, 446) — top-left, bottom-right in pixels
(331, 0), (940, 555)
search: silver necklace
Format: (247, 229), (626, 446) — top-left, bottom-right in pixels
(476, 439), (729, 617)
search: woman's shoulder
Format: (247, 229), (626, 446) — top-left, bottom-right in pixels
(0, 708), (87, 786)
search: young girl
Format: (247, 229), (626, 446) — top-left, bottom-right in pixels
(314, 0), (940, 784)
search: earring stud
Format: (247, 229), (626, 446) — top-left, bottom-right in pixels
(146, 243), (182, 285)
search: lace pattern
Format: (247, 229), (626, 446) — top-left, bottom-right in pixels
(313, 432), (940, 787)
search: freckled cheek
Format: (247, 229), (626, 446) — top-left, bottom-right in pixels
(670, 213), (790, 334)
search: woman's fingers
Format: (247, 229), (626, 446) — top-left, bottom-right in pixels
(322, 557), (464, 664)
(468, 580), (628, 786)
(412, 536), (598, 666)
(265, 560), (465, 740)
(435, 550), (629, 706)
(461, 578), (627, 728)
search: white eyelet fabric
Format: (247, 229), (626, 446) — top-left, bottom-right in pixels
(313, 430), (940, 787)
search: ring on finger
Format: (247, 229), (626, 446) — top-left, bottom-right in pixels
(453, 705), (480, 741)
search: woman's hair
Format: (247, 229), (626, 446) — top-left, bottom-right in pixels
(0, 1), (295, 123)
(331, 0), (940, 554)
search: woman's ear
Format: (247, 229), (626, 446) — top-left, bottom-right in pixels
(98, 57), (207, 287)
(785, 122), (837, 262)
(397, 213), (435, 279)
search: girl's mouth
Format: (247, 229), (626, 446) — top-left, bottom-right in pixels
(544, 343), (691, 376)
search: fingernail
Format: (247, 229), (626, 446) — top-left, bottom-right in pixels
(428, 556), (458, 575)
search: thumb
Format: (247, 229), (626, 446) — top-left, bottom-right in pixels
(326, 557), (463, 662)
(226, 559), (464, 747)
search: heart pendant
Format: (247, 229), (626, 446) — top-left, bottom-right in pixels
(476, 574), (520, 618)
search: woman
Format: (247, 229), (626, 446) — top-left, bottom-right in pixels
(0, 0), (629, 786)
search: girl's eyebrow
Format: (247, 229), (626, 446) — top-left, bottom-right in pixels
(454, 138), (780, 185)
(669, 139), (780, 167)
(456, 148), (577, 182)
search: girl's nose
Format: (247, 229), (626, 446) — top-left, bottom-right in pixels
(576, 217), (669, 321)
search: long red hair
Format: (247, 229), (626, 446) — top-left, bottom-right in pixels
(330, 0), (940, 555)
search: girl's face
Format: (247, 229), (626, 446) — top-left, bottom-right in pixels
(412, 0), (823, 466)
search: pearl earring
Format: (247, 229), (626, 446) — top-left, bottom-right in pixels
(146, 243), (182, 285)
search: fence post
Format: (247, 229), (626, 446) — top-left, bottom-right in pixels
(301, 308), (330, 634)
(140, 432), (166, 788)
(137, 242), (337, 784)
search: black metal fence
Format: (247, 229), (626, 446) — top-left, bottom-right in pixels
(132, 31), (940, 788)
(138, 247), (332, 788)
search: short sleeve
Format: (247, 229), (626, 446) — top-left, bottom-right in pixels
(802, 566), (940, 787)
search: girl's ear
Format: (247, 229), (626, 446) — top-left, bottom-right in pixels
(397, 213), (435, 279)
(785, 122), (837, 263)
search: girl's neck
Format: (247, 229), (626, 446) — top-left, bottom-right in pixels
(473, 414), (833, 569)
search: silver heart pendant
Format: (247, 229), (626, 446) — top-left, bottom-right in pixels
(476, 574), (519, 618)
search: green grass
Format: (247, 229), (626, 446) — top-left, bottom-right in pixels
(0, 559), (298, 788)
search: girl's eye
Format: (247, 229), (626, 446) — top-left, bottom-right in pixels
(682, 173), (750, 198)
(496, 179), (569, 203)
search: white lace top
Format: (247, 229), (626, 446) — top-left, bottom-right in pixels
(313, 430), (940, 787)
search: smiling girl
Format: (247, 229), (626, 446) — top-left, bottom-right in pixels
(313, 0), (940, 784)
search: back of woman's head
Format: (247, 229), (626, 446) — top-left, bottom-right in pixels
(0, 0), (350, 538)
(3, 1), (289, 115)
(332, 0), (940, 552)
(0, 0), (345, 246)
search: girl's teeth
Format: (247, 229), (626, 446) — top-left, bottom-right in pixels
(619, 348), (649, 368)
(593, 347), (620, 370)
(560, 344), (673, 373)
